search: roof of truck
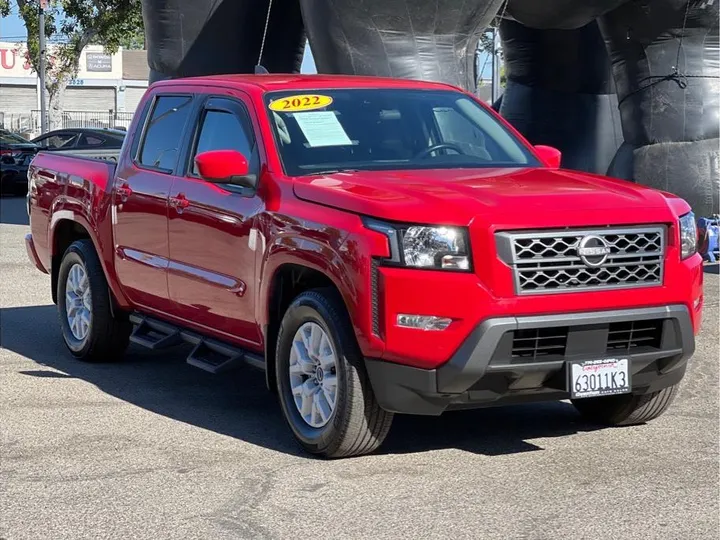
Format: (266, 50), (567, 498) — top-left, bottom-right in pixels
(150, 74), (460, 93)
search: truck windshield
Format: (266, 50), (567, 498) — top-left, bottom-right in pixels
(263, 88), (539, 176)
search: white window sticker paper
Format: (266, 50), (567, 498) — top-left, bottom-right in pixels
(293, 111), (353, 147)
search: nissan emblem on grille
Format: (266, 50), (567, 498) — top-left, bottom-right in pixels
(577, 235), (611, 267)
(496, 227), (665, 295)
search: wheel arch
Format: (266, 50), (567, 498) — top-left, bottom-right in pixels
(50, 216), (95, 304)
(48, 213), (124, 310)
(261, 251), (358, 394)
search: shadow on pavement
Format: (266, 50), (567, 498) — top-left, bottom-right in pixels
(0, 196), (29, 226)
(1, 304), (600, 459)
(704, 263), (719, 275)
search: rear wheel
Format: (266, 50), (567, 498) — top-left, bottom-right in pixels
(275, 288), (393, 458)
(57, 239), (131, 362)
(572, 384), (680, 426)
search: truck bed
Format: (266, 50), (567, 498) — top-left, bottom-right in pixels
(27, 151), (118, 272)
(52, 147), (121, 162)
(29, 151), (117, 190)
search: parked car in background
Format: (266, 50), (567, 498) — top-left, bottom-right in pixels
(31, 128), (126, 162)
(1, 128), (37, 163)
(2, 127), (128, 195)
(0, 129), (37, 195)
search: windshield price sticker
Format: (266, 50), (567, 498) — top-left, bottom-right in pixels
(268, 94), (333, 112)
(293, 111), (353, 147)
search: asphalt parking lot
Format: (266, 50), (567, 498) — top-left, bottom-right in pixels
(1, 194), (718, 540)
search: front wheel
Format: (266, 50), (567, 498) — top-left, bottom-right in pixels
(275, 288), (394, 458)
(572, 384), (680, 426)
(57, 239), (131, 362)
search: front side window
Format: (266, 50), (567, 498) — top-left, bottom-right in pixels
(191, 109), (257, 175)
(264, 88), (538, 176)
(138, 95), (193, 171)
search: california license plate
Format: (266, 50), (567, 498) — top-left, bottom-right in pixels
(569, 358), (631, 399)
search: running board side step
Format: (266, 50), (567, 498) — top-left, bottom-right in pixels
(129, 315), (183, 349)
(129, 314), (265, 373)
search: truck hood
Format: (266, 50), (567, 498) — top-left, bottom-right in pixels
(292, 167), (676, 229)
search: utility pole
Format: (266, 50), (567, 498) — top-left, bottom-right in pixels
(474, 44), (481, 96)
(38, 0), (48, 134)
(491, 27), (501, 103)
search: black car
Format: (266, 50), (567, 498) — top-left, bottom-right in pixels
(0, 129), (38, 163)
(31, 127), (126, 151)
(0, 130), (38, 195)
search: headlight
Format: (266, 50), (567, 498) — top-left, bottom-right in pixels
(365, 219), (471, 271)
(679, 212), (697, 260)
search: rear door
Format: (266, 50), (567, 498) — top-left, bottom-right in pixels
(112, 92), (196, 313)
(166, 93), (264, 346)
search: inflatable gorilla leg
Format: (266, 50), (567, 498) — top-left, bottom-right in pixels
(143, 0), (305, 83)
(599, 0), (720, 217)
(497, 18), (624, 175)
(298, 0), (504, 89)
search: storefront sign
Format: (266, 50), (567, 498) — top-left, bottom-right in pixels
(86, 53), (112, 72)
(0, 47), (33, 75)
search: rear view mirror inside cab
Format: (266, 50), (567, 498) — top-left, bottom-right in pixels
(194, 149), (255, 189)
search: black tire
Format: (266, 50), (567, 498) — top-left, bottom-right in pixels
(275, 288), (394, 458)
(572, 384), (680, 426)
(57, 239), (131, 362)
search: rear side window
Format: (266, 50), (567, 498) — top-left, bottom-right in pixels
(192, 109), (257, 175)
(138, 95), (193, 171)
(79, 134), (104, 147)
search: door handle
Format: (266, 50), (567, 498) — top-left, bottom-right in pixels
(170, 193), (190, 212)
(116, 182), (132, 202)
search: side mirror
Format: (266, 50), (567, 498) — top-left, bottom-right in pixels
(195, 149), (255, 189)
(533, 145), (562, 169)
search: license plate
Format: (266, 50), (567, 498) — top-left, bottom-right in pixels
(569, 358), (631, 399)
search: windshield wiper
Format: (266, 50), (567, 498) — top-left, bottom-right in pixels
(306, 168), (360, 176)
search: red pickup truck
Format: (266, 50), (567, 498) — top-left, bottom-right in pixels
(25, 75), (703, 458)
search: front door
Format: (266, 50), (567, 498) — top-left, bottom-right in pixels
(112, 93), (195, 313)
(167, 95), (264, 346)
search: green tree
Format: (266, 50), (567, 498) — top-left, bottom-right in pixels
(0, 0), (143, 129)
(115, 25), (144, 50)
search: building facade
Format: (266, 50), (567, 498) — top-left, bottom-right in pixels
(0, 42), (149, 134)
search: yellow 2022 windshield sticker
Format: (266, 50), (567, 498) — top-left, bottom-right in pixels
(268, 94), (333, 112)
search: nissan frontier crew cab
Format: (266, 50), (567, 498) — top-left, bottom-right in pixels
(25, 75), (704, 458)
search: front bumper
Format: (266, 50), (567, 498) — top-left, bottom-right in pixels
(365, 305), (694, 415)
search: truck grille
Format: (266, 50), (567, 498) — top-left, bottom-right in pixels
(493, 317), (667, 366)
(511, 327), (569, 359)
(496, 226), (665, 294)
(606, 319), (664, 352)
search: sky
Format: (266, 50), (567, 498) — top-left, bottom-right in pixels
(0, 6), (25, 41)
(1, 7), (492, 78)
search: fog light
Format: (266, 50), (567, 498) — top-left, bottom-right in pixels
(397, 314), (452, 331)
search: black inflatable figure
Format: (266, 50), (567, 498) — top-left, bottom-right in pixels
(142, 0), (719, 216)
